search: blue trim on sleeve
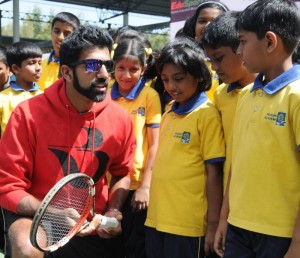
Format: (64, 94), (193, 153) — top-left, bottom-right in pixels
(146, 123), (160, 128)
(251, 65), (300, 94)
(111, 79), (145, 100)
(204, 157), (225, 164)
(10, 81), (40, 92)
(168, 91), (208, 115)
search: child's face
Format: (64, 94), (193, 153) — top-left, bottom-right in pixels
(13, 57), (42, 84)
(195, 8), (223, 42)
(161, 63), (199, 106)
(51, 21), (75, 58)
(0, 62), (10, 88)
(114, 56), (145, 95)
(205, 46), (249, 86)
(237, 29), (267, 74)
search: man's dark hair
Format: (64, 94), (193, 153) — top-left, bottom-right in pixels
(60, 25), (113, 66)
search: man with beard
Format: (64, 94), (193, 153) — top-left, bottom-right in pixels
(0, 25), (136, 258)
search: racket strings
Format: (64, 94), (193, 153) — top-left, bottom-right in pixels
(36, 177), (93, 250)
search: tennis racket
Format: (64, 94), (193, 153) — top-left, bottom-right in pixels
(30, 173), (118, 252)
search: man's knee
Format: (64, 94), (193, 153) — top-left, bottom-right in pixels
(9, 218), (44, 258)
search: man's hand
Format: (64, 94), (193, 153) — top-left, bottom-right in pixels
(96, 209), (123, 239)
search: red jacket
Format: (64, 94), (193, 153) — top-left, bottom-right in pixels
(0, 78), (136, 214)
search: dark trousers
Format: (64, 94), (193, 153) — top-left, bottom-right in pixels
(224, 224), (292, 258)
(2, 208), (107, 258)
(105, 190), (147, 258)
(145, 226), (219, 258)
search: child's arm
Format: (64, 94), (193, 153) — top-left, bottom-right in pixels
(284, 208), (300, 258)
(205, 162), (223, 256)
(131, 127), (159, 212)
(214, 170), (231, 257)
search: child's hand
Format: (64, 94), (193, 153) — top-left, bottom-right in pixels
(205, 221), (219, 256)
(284, 240), (300, 258)
(213, 219), (228, 257)
(131, 186), (150, 212)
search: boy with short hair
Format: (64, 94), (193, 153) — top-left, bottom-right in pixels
(201, 11), (256, 190)
(38, 12), (80, 90)
(0, 46), (11, 91)
(0, 41), (43, 136)
(214, 0), (300, 257)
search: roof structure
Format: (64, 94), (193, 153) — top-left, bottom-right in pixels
(45, 0), (170, 19)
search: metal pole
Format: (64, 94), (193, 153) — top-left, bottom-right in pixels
(13, 0), (19, 42)
(0, 10), (2, 44)
(123, 12), (128, 26)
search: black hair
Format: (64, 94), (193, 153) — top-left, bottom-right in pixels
(292, 42), (300, 64)
(201, 11), (240, 52)
(182, 0), (229, 39)
(51, 12), (80, 30)
(236, 0), (300, 54)
(112, 28), (155, 80)
(156, 37), (212, 92)
(113, 38), (146, 65)
(6, 41), (42, 69)
(60, 25), (113, 66)
(0, 45), (8, 66)
(113, 37), (155, 80)
(112, 25), (138, 43)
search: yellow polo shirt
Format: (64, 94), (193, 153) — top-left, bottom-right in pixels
(0, 82), (42, 136)
(229, 65), (300, 237)
(38, 51), (60, 91)
(213, 82), (252, 190)
(111, 79), (161, 189)
(146, 92), (225, 237)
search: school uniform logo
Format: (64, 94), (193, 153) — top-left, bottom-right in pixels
(181, 131), (191, 143)
(137, 107), (145, 116)
(275, 112), (286, 126)
(264, 112), (287, 126)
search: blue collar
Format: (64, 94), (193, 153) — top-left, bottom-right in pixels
(227, 82), (242, 93)
(168, 91), (208, 115)
(47, 50), (60, 64)
(111, 79), (145, 100)
(251, 65), (300, 94)
(10, 81), (40, 92)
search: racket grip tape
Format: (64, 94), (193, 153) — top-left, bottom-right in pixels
(100, 216), (119, 228)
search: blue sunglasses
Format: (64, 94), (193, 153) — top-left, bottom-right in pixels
(68, 59), (115, 73)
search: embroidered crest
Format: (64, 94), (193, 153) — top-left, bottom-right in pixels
(181, 131), (191, 143)
(275, 112), (286, 126)
(137, 107), (145, 116)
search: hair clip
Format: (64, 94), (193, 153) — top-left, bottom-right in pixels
(144, 48), (152, 58)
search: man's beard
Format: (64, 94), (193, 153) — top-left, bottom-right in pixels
(73, 70), (108, 102)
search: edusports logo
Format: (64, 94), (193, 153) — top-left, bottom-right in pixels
(174, 131), (191, 143)
(264, 112), (287, 126)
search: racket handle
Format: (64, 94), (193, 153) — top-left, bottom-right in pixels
(100, 215), (119, 228)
